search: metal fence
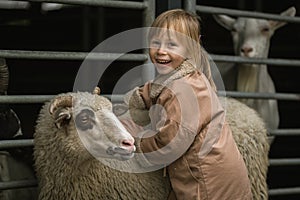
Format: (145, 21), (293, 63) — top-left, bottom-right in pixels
(0, 0), (300, 198)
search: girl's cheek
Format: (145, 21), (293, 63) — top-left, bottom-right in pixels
(149, 48), (158, 59)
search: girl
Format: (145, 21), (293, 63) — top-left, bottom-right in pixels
(122, 9), (252, 200)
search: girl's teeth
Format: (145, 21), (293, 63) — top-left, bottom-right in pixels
(157, 60), (170, 64)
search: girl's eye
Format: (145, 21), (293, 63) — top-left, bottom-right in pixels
(167, 42), (177, 48)
(151, 40), (160, 47)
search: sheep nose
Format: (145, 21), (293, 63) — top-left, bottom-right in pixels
(241, 46), (253, 56)
(120, 139), (135, 152)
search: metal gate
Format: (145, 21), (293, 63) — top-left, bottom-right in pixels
(0, 0), (300, 199)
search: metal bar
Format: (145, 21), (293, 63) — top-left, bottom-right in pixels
(0, 129), (299, 150)
(0, 139), (34, 149)
(183, 0), (196, 13)
(218, 91), (300, 101)
(0, 95), (54, 103)
(210, 54), (300, 67)
(141, 0), (156, 83)
(0, 94), (123, 103)
(0, 50), (148, 61)
(2, 50), (299, 67)
(270, 129), (300, 136)
(196, 5), (300, 23)
(0, 94), (124, 103)
(107, 94), (124, 103)
(0, 1), (30, 10)
(26, 0), (147, 9)
(143, 0), (155, 27)
(0, 94), (122, 103)
(269, 158), (300, 166)
(0, 91), (300, 104)
(0, 180), (37, 190)
(269, 187), (300, 196)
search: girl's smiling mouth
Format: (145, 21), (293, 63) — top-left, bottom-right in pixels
(156, 59), (172, 65)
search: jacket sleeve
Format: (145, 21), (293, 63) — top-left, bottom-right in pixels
(135, 79), (212, 166)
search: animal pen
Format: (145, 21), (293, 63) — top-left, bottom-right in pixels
(0, 0), (299, 199)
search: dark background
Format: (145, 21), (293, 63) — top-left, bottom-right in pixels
(0, 0), (299, 199)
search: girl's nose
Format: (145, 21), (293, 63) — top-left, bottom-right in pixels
(157, 46), (167, 55)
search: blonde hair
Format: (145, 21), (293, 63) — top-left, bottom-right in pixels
(149, 9), (216, 91)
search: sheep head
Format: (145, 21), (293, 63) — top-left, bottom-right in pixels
(213, 7), (296, 58)
(47, 88), (136, 161)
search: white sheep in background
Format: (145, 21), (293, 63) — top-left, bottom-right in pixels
(34, 87), (269, 200)
(213, 7), (296, 131)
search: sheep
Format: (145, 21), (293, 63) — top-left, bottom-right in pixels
(115, 95), (270, 200)
(33, 89), (171, 200)
(213, 7), (296, 132)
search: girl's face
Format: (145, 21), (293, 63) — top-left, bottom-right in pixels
(149, 33), (187, 74)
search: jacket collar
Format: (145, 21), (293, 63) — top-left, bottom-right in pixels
(150, 60), (197, 99)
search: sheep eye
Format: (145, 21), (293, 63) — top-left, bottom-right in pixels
(75, 109), (95, 131)
(261, 27), (270, 33)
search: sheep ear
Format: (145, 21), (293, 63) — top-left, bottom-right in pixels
(213, 14), (236, 30)
(53, 107), (72, 129)
(93, 86), (101, 95)
(269, 6), (296, 30)
(49, 95), (73, 128)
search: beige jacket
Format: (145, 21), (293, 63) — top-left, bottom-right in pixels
(126, 61), (252, 200)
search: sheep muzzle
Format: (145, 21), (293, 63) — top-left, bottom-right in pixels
(106, 146), (135, 160)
